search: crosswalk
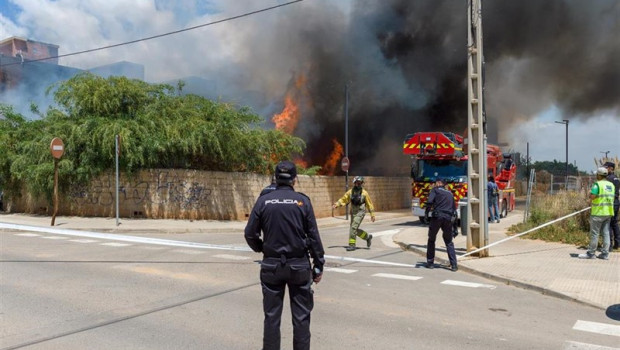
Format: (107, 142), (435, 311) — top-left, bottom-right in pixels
(564, 320), (620, 350)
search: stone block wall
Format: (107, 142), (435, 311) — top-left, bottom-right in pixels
(7, 169), (412, 220)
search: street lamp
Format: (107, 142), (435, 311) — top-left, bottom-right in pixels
(601, 151), (610, 159)
(555, 120), (569, 189)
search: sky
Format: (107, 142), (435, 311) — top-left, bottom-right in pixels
(0, 0), (618, 175)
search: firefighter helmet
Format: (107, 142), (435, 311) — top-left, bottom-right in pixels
(353, 176), (364, 184)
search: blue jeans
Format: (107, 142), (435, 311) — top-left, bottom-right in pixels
(588, 215), (611, 256)
(489, 197), (500, 221)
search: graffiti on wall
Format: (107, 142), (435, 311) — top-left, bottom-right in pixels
(69, 171), (212, 209)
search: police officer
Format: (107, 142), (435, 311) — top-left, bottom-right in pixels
(603, 162), (619, 250)
(245, 161), (325, 350)
(332, 176), (375, 251)
(425, 178), (458, 271)
(260, 175), (277, 197)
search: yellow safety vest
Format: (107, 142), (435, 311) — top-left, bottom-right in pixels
(592, 179), (615, 216)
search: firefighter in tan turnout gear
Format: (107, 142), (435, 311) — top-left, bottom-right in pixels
(332, 176), (376, 251)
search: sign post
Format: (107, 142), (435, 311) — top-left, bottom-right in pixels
(50, 138), (64, 226)
(115, 135), (121, 226)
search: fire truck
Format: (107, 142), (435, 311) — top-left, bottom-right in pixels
(402, 131), (516, 224)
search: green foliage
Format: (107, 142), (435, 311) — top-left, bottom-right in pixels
(509, 191), (590, 246)
(1, 73), (306, 202)
(531, 160), (579, 177)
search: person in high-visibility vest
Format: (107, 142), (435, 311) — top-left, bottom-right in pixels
(332, 176), (375, 251)
(579, 167), (615, 260)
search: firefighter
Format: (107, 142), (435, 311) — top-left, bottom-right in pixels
(244, 161), (325, 350)
(425, 178), (458, 271)
(332, 176), (376, 251)
(603, 162), (619, 250)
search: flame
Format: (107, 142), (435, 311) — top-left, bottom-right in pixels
(320, 139), (344, 175)
(272, 95), (300, 134)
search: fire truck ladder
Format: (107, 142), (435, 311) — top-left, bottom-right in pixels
(466, 0), (488, 257)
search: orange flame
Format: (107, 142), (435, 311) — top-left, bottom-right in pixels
(272, 95), (300, 134)
(320, 139), (344, 175)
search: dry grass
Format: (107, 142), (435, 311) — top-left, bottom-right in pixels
(509, 191), (591, 247)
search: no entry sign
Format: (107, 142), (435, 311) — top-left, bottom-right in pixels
(50, 137), (64, 159)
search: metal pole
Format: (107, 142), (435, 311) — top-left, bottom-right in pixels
(115, 135), (120, 226)
(565, 120), (568, 189)
(51, 158), (59, 226)
(344, 84), (349, 220)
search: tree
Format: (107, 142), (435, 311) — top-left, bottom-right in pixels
(2, 73), (305, 201)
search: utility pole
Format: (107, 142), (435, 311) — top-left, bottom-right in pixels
(466, 0), (488, 257)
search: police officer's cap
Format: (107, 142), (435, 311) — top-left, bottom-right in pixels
(603, 161), (616, 170)
(275, 161), (297, 184)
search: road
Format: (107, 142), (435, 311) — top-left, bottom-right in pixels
(1, 217), (618, 349)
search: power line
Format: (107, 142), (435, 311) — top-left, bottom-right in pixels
(0, 0), (303, 68)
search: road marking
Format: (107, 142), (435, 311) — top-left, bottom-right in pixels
(69, 239), (99, 243)
(0, 222), (251, 252)
(373, 273), (423, 281)
(100, 242), (131, 247)
(15, 233), (41, 237)
(441, 280), (497, 289)
(3, 222), (415, 268)
(171, 249), (205, 255)
(573, 320), (620, 337)
(563, 340), (620, 349)
(370, 229), (401, 237)
(41, 236), (68, 240)
(213, 254), (251, 260)
(325, 267), (357, 274)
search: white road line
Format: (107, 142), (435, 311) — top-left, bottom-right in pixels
(373, 273), (423, 281)
(213, 254), (251, 261)
(324, 255), (416, 268)
(563, 340), (620, 350)
(3, 222), (414, 268)
(0, 222), (251, 252)
(41, 236), (68, 240)
(441, 280), (497, 289)
(325, 267), (358, 274)
(370, 229), (401, 237)
(100, 242), (131, 247)
(69, 239), (99, 243)
(15, 233), (41, 237)
(172, 249), (205, 255)
(573, 320), (620, 337)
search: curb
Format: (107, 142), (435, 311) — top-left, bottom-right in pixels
(395, 240), (606, 311)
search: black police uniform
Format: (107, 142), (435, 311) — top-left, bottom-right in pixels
(259, 181), (277, 197)
(245, 179), (325, 350)
(606, 170), (620, 249)
(425, 184), (458, 269)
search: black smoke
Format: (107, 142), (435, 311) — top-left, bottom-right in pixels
(275, 0), (618, 176)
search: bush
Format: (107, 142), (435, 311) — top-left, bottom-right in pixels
(509, 191), (591, 247)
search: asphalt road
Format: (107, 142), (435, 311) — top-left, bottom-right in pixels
(1, 217), (618, 350)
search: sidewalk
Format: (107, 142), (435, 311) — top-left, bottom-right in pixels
(392, 210), (620, 311)
(1, 210), (618, 311)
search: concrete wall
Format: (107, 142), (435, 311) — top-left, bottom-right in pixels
(7, 169), (412, 220)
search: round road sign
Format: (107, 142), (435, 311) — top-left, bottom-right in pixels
(341, 156), (350, 172)
(50, 137), (64, 159)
